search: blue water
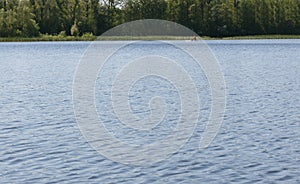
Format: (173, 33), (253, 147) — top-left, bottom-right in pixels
(0, 40), (299, 183)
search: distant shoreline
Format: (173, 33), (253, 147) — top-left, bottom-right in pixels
(1, 35), (300, 42)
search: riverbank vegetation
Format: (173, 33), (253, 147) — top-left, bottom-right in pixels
(0, 0), (299, 39)
(1, 35), (300, 42)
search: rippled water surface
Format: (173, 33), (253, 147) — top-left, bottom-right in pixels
(0, 40), (299, 183)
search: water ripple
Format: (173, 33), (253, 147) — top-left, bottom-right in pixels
(0, 41), (299, 183)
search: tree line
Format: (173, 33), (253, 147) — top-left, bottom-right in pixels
(0, 0), (300, 37)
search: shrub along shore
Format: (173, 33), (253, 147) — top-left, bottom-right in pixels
(1, 35), (300, 42)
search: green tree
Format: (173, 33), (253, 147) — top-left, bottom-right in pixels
(76, 0), (99, 35)
(166, 0), (193, 28)
(1, 0), (300, 38)
(240, 0), (259, 35)
(124, 0), (167, 21)
(16, 0), (39, 37)
(30, 0), (62, 34)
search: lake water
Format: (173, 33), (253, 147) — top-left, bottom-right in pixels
(0, 40), (299, 183)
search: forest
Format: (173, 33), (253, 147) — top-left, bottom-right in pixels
(0, 0), (300, 38)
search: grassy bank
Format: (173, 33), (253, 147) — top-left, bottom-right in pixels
(1, 34), (300, 42)
(218, 35), (300, 40)
(0, 34), (97, 42)
(97, 35), (300, 40)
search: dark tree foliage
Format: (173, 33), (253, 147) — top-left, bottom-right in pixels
(0, 0), (299, 37)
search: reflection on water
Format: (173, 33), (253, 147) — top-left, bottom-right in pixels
(0, 40), (299, 183)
